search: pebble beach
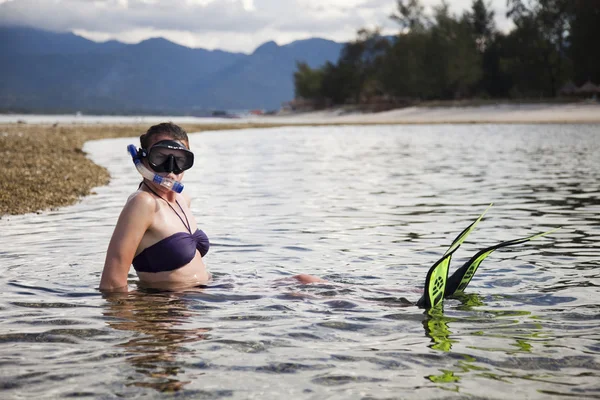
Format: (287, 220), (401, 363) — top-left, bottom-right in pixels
(0, 122), (284, 216)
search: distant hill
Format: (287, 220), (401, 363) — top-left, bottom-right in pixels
(0, 27), (344, 113)
(0, 26), (127, 55)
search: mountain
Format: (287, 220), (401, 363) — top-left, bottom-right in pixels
(0, 26), (127, 55)
(188, 38), (346, 110)
(0, 27), (344, 113)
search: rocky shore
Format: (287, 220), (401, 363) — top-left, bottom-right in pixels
(0, 122), (283, 216)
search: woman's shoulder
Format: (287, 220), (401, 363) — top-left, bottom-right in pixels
(124, 190), (159, 213)
(112, 190), (157, 230)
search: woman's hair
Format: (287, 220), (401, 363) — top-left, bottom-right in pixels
(140, 122), (189, 149)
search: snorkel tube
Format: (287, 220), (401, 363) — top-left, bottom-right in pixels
(127, 144), (184, 193)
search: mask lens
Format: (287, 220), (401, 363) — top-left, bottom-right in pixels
(148, 152), (169, 165)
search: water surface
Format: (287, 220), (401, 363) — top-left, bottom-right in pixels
(1, 124), (599, 399)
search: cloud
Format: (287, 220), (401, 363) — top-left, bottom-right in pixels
(0, 0), (268, 33)
(0, 0), (510, 52)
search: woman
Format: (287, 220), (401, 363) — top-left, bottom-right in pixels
(100, 122), (321, 293)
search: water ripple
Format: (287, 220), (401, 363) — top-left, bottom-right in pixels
(0, 124), (599, 398)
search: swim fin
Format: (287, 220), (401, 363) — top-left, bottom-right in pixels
(416, 205), (491, 309)
(416, 249), (456, 309)
(444, 228), (559, 297)
(443, 204), (492, 257)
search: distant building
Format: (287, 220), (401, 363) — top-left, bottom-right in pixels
(576, 81), (600, 94)
(282, 98), (319, 112)
(559, 80), (600, 99)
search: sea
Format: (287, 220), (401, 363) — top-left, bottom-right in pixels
(0, 123), (599, 399)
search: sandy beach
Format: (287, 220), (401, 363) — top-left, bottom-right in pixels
(1, 102), (598, 216)
(267, 102), (600, 124)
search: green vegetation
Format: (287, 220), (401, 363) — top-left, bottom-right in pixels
(293, 0), (600, 108)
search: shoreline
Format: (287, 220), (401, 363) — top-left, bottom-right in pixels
(0, 122), (286, 216)
(2, 102), (599, 125)
(2, 102), (599, 216)
(267, 102), (600, 124)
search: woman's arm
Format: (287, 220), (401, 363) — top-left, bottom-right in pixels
(100, 193), (155, 292)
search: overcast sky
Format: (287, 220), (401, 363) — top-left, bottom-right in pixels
(0, 0), (511, 53)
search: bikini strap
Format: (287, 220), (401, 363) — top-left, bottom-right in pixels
(142, 182), (192, 233)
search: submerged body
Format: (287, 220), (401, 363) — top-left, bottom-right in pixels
(100, 124), (212, 292)
(100, 123), (322, 293)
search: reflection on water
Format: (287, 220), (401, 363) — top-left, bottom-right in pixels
(103, 292), (211, 392)
(0, 124), (599, 398)
(423, 307), (455, 352)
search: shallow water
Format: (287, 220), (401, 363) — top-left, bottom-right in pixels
(1, 124), (599, 399)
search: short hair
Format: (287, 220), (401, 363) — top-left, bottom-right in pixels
(140, 122), (189, 149)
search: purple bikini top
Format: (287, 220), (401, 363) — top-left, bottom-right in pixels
(132, 229), (210, 273)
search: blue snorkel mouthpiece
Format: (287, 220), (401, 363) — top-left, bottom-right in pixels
(127, 144), (184, 193)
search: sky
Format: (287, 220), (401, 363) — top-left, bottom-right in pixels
(0, 0), (512, 53)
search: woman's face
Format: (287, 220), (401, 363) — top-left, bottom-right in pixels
(144, 134), (192, 181)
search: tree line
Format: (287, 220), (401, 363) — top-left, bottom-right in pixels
(293, 0), (600, 109)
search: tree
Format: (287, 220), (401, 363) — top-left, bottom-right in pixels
(507, 0), (572, 95)
(292, 0), (594, 106)
(390, 0), (430, 32)
(464, 0), (505, 96)
(428, 2), (483, 98)
(499, 14), (556, 97)
(380, 31), (431, 99)
(467, 0), (496, 52)
(568, 0), (600, 84)
(320, 62), (356, 105)
(336, 28), (391, 103)
(293, 62), (324, 100)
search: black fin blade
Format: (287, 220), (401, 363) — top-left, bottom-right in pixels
(445, 229), (559, 297)
(416, 249), (456, 309)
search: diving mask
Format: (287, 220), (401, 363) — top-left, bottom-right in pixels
(140, 140), (194, 174)
(127, 144), (184, 193)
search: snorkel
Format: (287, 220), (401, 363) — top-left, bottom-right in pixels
(127, 144), (184, 193)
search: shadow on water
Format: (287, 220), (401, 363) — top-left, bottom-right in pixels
(102, 291), (211, 393)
